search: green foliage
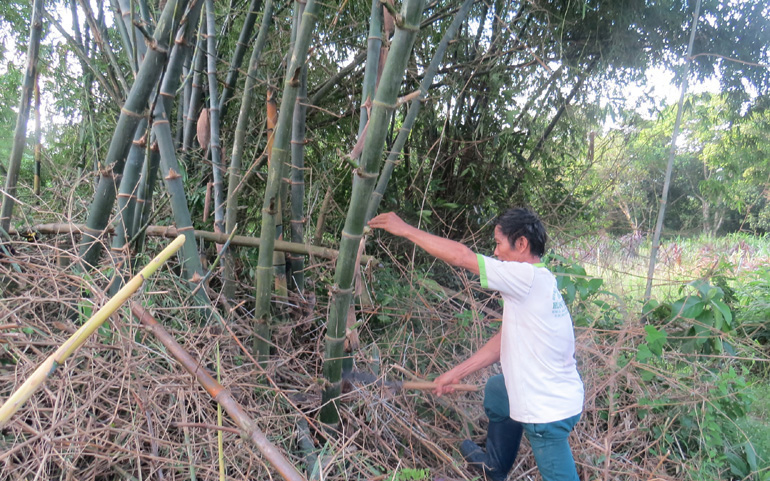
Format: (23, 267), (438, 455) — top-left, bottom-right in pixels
(547, 253), (617, 328)
(594, 93), (770, 236)
(390, 467), (430, 481)
(734, 265), (770, 345)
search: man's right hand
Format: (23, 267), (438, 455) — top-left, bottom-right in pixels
(433, 370), (462, 397)
(368, 212), (414, 237)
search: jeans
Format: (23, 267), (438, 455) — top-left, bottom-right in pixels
(483, 374), (581, 481)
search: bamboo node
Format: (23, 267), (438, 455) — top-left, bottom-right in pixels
(397, 19), (419, 32)
(329, 284), (354, 296)
(372, 99), (397, 110)
(324, 333), (346, 343)
(355, 168), (378, 180)
(121, 107), (146, 119)
(340, 231), (362, 241)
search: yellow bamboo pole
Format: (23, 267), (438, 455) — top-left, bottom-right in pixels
(0, 235), (186, 428)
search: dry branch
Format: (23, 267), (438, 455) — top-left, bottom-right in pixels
(130, 302), (307, 481)
(12, 223), (376, 264)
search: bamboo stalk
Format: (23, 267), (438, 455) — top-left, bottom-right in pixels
(288, 2), (310, 294)
(109, 0), (137, 73)
(218, 0), (264, 118)
(77, 0), (129, 96)
(320, 0), (426, 427)
(130, 303), (308, 481)
(365, 0), (474, 222)
(0, 236), (186, 428)
(133, 0), (205, 262)
(78, 0), (189, 269)
(205, 0), (226, 236)
(33, 75), (41, 197)
(400, 381), (478, 392)
(274, 0), (304, 303)
(109, 119), (149, 294)
(121, 0), (205, 284)
(357, 0), (384, 136)
(0, 0), (43, 233)
(312, 186), (333, 246)
(183, 26), (206, 151)
(253, 0), (319, 361)
(645, 0), (702, 302)
(223, 0), (276, 299)
(16, 223), (375, 263)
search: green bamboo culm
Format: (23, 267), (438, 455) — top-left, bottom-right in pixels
(273, 0), (306, 305)
(78, 0), (189, 270)
(149, 0), (208, 284)
(0, 0), (43, 233)
(319, 0), (427, 427)
(287, 45), (309, 293)
(365, 0), (475, 222)
(183, 25), (206, 152)
(107, 0), (154, 288)
(108, 119), (149, 295)
(224, 0), (276, 299)
(205, 0), (226, 236)
(357, 0), (384, 136)
(253, 0), (319, 363)
(218, 0), (264, 118)
(133, 5), (205, 257)
(33, 77), (42, 197)
(337, 0), (386, 377)
(117, 0), (205, 289)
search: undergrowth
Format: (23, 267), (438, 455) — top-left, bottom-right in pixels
(1, 222), (768, 480)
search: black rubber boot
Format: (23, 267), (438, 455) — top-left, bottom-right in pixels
(460, 418), (523, 481)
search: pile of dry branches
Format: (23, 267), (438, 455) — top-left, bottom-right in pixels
(0, 233), (713, 481)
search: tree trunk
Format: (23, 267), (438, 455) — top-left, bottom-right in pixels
(645, 0), (701, 301)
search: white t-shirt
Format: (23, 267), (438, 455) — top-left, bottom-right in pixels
(477, 254), (584, 424)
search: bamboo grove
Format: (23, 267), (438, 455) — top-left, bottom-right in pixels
(2, 0), (769, 446)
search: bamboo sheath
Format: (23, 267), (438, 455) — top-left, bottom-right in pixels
(130, 302), (307, 481)
(13, 223), (374, 264)
(0, 235), (185, 429)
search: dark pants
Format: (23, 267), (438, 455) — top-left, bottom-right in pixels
(483, 374), (581, 481)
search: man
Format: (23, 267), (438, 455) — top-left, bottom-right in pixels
(368, 208), (583, 481)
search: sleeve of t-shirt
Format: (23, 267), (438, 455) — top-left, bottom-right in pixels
(476, 254), (534, 302)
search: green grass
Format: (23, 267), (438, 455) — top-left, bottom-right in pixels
(736, 382), (770, 478)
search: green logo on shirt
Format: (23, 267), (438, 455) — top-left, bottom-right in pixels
(552, 288), (569, 317)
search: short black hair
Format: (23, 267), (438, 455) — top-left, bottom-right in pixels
(494, 208), (547, 257)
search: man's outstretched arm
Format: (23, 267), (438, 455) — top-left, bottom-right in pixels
(368, 212), (479, 275)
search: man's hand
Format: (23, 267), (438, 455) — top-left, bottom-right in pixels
(433, 370), (463, 397)
(368, 212), (413, 237)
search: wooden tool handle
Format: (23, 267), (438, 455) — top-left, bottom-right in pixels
(401, 381), (479, 392)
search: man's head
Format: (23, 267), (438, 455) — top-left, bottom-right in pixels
(493, 208), (547, 261)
